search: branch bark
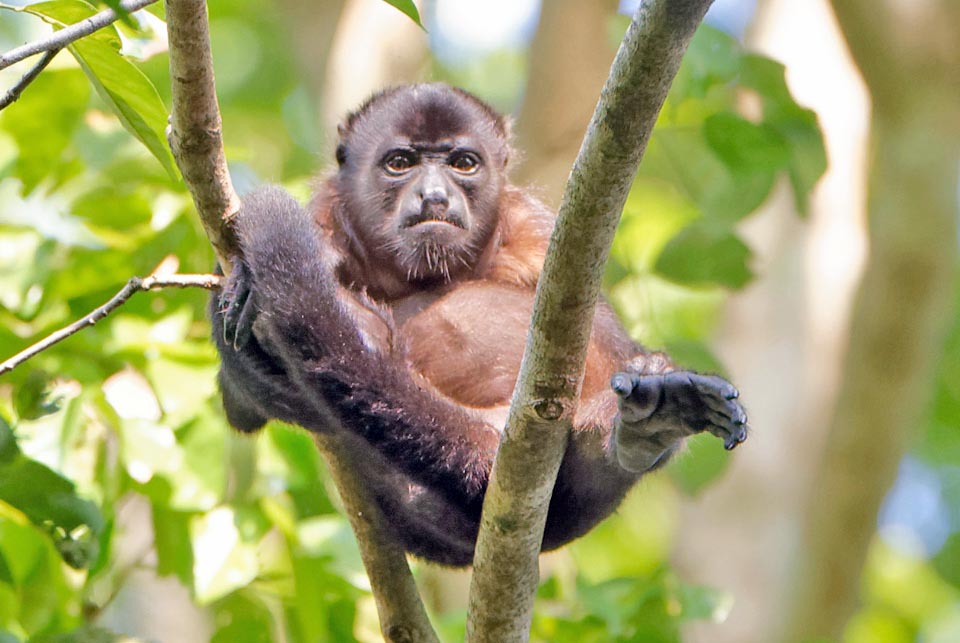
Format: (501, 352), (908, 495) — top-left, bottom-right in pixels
(782, 1), (960, 640)
(465, 2), (715, 641)
(163, 3), (438, 641)
(0, 0), (158, 71)
(164, 0), (239, 272)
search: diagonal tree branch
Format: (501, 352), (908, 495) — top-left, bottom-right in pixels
(0, 273), (221, 377)
(0, 0), (158, 71)
(163, 2), (439, 641)
(465, 1), (715, 641)
(0, 47), (60, 110)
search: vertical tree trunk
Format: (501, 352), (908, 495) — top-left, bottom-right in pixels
(783, 2), (960, 638)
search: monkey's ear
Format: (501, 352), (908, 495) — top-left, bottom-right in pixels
(336, 123), (349, 166)
(497, 116), (514, 168)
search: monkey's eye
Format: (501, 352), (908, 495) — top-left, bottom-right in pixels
(383, 151), (416, 175)
(449, 152), (481, 175)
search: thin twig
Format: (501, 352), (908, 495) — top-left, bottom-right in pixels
(0, 48), (60, 110)
(0, 0), (158, 71)
(0, 273), (222, 376)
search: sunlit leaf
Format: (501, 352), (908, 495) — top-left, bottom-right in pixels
(739, 54), (827, 215)
(0, 69), (89, 193)
(18, 0), (122, 48)
(704, 112), (790, 174)
(381, 0), (424, 29)
(677, 584), (734, 623)
(151, 505), (194, 586)
(69, 37), (178, 178)
(0, 420), (103, 569)
(655, 223), (754, 289)
(17, 0), (176, 177)
(191, 506), (259, 603)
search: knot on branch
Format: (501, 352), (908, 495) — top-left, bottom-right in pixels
(533, 398), (565, 421)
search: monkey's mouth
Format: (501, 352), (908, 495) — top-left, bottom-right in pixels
(400, 212), (466, 230)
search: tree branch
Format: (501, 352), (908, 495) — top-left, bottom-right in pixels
(0, 0), (158, 72)
(0, 274), (221, 377)
(0, 48), (60, 111)
(465, 1), (715, 641)
(164, 0), (239, 272)
(163, 3), (438, 641)
(316, 433), (440, 643)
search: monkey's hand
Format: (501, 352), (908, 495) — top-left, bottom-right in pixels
(610, 371), (747, 473)
(219, 258), (259, 350)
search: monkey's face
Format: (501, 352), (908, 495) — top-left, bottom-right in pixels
(337, 85), (509, 285)
(373, 140), (498, 281)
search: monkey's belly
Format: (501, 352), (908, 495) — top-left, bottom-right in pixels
(400, 283), (533, 408)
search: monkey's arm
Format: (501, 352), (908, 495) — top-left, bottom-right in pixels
(215, 186), (500, 512)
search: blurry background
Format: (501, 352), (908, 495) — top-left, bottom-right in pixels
(0, 0), (958, 642)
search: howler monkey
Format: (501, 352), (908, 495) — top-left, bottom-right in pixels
(212, 83), (747, 566)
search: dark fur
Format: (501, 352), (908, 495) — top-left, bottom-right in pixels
(211, 84), (747, 566)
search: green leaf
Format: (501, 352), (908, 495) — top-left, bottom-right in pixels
(655, 223), (754, 289)
(677, 583), (734, 623)
(739, 54), (828, 215)
(211, 596), (274, 643)
(0, 548), (12, 585)
(0, 422), (104, 569)
(13, 371), (62, 421)
(739, 54), (793, 105)
(151, 506), (194, 586)
(18, 0), (177, 177)
(190, 506), (259, 603)
(704, 112), (790, 174)
(673, 25), (740, 98)
(19, 0), (122, 48)
(381, 0), (424, 29)
(769, 106), (827, 216)
(69, 37), (178, 178)
(30, 625), (149, 642)
(0, 69), (90, 193)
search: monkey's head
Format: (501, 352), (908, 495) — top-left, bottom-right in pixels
(335, 84), (511, 287)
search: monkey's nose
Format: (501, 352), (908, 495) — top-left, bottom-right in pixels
(420, 198), (449, 221)
(421, 189), (449, 208)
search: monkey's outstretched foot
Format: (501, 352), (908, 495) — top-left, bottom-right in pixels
(610, 371), (748, 473)
(219, 259), (258, 350)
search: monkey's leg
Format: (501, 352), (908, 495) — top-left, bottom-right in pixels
(610, 371), (748, 473)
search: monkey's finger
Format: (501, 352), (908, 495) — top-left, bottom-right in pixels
(611, 373), (636, 397)
(221, 261), (255, 348)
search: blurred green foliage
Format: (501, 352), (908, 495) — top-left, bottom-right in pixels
(8, 1), (954, 642)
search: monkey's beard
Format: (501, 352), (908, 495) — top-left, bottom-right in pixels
(384, 231), (480, 283)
